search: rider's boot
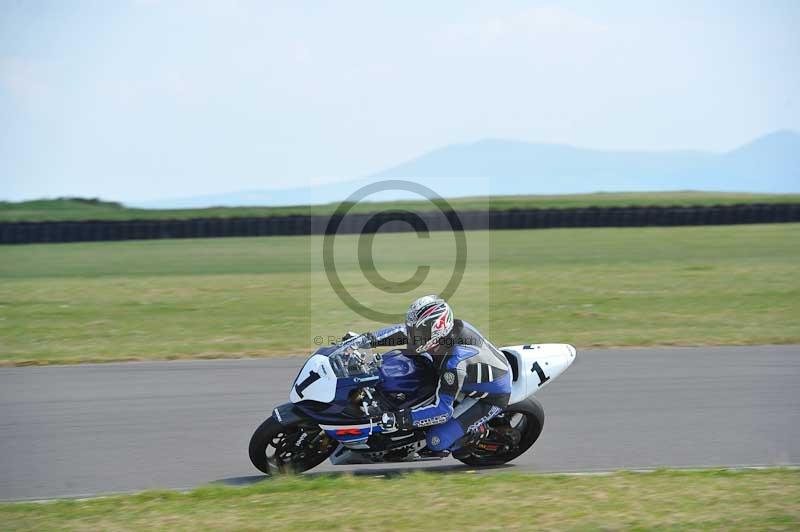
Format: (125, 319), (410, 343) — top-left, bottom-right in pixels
(418, 448), (451, 458)
(451, 423), (490, 459)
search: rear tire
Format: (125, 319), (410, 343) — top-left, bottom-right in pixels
(248, 416), (335, 475)
(454, 397), (545, 467)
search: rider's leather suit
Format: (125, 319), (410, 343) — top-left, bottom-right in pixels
(370, 319), (512, 452)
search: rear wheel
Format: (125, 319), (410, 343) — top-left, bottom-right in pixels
(248, 416), (336, 475)
(454, 397), (545, 467)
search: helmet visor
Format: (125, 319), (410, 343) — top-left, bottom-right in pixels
(406, 323), (431, 353)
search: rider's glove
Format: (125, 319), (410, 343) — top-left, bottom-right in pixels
(379, 410), (412, 432)
(341, 331), (360, 342)
(380, 412), (397, 431)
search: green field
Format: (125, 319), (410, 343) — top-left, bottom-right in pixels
(0, 223), (798, 365)
(2, 469), (798, 531)
(2, 191), (799, 221)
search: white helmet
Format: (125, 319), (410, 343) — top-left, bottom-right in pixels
(405, 295), (454, 354)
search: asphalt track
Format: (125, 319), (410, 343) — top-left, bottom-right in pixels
(1, 345), (798, 501)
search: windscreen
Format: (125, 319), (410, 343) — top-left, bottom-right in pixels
(327, 335), (381, 378)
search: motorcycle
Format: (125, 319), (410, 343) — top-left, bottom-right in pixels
(249, 333), (576, 474)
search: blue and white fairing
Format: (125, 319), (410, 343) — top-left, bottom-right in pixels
(288, 336), (433, 445)
(288, 354), (337, 404)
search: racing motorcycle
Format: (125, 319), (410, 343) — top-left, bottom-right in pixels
(249, 333), (576, 474)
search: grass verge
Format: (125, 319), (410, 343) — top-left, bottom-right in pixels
(1, 224), (798, 365)
(2, 469), (798, 531)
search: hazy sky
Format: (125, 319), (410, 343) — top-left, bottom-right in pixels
(1, 0), (798, 202)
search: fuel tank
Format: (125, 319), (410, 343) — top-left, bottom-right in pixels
(378, 350), (436, 398)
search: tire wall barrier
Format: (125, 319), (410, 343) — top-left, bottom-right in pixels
(2, 203), (799, 245)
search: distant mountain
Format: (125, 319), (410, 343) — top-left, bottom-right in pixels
(134, 130), (800, 208)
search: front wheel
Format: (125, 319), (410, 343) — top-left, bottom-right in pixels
(454, 397), (545, 467)
(248, 416), (336, 475)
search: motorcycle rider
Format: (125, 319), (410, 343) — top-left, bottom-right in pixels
(366, 295), (512, 454)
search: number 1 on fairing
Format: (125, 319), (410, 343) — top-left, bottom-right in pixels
(531, 361), (550, 387)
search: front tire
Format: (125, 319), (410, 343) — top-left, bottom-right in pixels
(248, 416), (335, 475)
(454, 397), (545, 467)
